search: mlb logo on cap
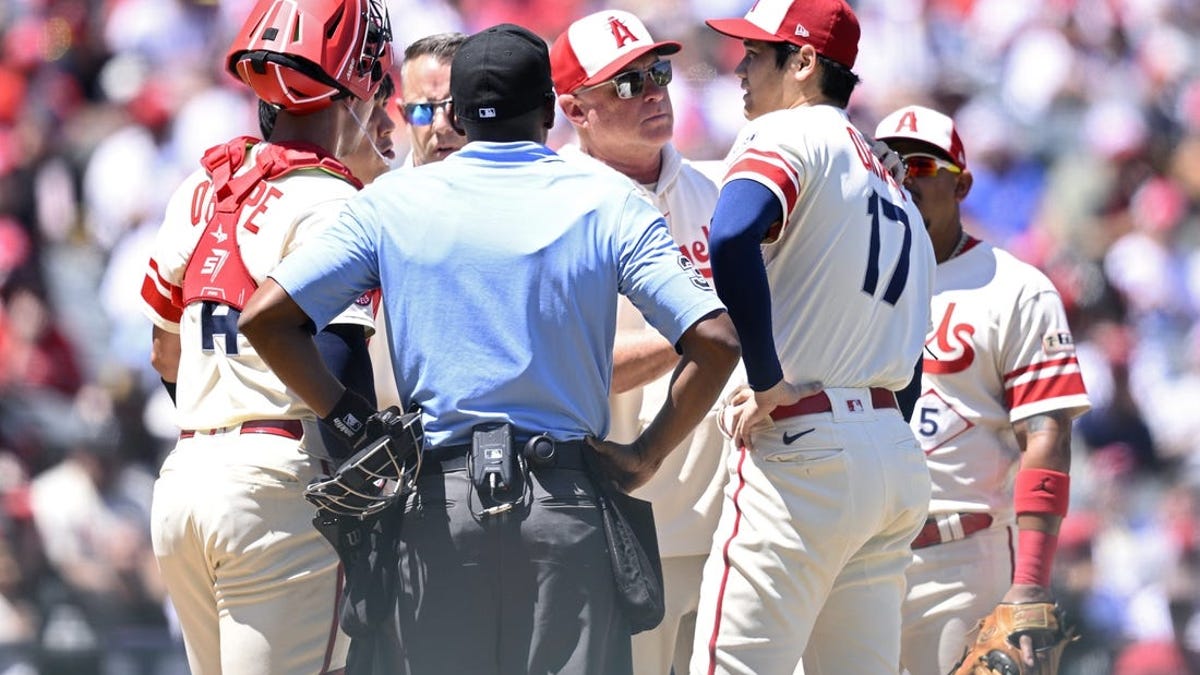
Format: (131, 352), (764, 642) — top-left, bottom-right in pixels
(479, 107), (497, 118)
(705, 0), (860, 69)
(550, 10), (681, 95)
(874, 105), (967, 168)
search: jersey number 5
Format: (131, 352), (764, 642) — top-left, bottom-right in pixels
(861, 190), (912, 306)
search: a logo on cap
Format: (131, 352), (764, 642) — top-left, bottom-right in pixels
(794, 24), (810, 37)
(896, 110), (919, 133)
(478, 107), (497, 118)
(608, 16), (639, 48)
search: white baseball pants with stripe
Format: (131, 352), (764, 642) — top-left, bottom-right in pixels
(691, 389), (930, 675)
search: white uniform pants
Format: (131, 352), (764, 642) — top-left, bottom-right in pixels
(900, 525), (1015, 675)
(632, 554), (706, 675)
(151, 430), (348, 675)
(691, 391), (930, 675)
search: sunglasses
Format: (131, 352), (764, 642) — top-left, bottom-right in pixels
(576, 60), (673, 99)
(903, 153), (963, 179)
(402, 98), (453, 126)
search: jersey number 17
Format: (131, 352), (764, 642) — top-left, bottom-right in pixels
(860, 190), (912, 306)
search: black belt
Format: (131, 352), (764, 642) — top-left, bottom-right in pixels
(419, 439), (591, 475)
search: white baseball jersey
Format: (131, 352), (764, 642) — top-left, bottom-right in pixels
(723, 105), (935, 389)
(561, 142), (743, 558)
(141, 143), (373, 432)
(912, 236), (1091, 524)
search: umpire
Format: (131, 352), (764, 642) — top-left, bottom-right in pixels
(239, 22), (740, 675)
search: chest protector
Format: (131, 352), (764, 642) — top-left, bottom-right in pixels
(182, 136), (362, 310)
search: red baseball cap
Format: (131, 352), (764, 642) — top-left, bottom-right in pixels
(706, 0), (860, 69)
(874, 105), (968, 169)
(550, 10), (681, 95)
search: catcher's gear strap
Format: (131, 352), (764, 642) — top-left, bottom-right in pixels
(181, 137), (363, 309)
(1013, 468), (1069, 517)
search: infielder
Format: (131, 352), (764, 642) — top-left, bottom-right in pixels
(875, 105), (1091, 674)
(550, 10), (740, 674)
(140, 0), (394, 672)
(694, 1), (936, 673)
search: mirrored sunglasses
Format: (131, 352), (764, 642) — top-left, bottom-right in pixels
(577, 60), (673, 99)
(403, 98), (453, 126)
(903, 153), (962, 179)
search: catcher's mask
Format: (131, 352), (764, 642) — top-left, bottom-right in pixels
(304, 409), (423, 518)
(227, 0), (393, 113)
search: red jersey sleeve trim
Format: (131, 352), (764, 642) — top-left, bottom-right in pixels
(725, 149), (800, 218)
(1005, 371), (1087, 409)
(1003, 356), (1079, 383)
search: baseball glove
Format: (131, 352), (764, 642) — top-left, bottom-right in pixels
(305, 408), (423, 519)
(950, 602), (1075, 675)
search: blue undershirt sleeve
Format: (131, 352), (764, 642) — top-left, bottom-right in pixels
(709, 178), (785, 391)
(314, 323), (375, 460)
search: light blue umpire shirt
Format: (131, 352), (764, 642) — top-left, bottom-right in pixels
(270, 141), (724, 448)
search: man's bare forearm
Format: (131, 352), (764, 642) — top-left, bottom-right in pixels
(634, 311), (739, 473)
(612, 329), (679, 394)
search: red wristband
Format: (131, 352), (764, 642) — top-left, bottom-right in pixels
(1013, 468), (1070, 517)
(1014, 528), (1057, 587)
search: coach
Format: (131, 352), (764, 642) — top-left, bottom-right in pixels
(239, 22), (739, 675)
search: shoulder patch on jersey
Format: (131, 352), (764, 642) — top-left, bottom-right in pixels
(678, 254), (712, 291)
(1043, 330), (1076, 355)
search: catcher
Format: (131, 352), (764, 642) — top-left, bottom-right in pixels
(873, 105), (1089, 675)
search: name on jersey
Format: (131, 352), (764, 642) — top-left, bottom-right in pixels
(1042, 331), (1075, 355)
(190, 179), (284, 234)
(847, 127), (905, 197)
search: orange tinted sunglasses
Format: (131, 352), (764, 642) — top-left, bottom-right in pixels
(904, 153), (962, 179)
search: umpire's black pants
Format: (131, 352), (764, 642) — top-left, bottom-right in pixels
(346, 461), (631, 675)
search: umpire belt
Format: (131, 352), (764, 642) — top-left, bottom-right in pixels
(911, 512), (994, 549)
(420, 439), (591, 475)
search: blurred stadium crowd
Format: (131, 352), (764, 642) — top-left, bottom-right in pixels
(0, 0), (1198, 673)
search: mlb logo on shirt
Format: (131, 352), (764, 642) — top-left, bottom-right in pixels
(846, 399), (864, 413)
(478, 107), (497, 119)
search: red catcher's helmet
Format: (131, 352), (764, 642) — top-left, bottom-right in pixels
(227, 0), (393, 114)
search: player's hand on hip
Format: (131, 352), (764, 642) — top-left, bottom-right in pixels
(727, 379), (822, 451)
(586, 437), (652, 492)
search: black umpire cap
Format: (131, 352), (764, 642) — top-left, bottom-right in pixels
(451, 23), (554, 122)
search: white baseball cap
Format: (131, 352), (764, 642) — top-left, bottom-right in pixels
(550, 10), (681, 95)
(874, 105), (968, 169)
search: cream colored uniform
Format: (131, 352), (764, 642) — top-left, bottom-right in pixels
(141, 144), (372, 675)
(691, 105), (936, 675)
(561, 143), (743, 675)
(900, 237), (1090, 675)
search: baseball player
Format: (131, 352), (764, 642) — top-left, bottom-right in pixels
(874, 105), (1091, 674)
(238, 23), (740, 675)
(549, 11), (739, 675)
(140, 0), (395, 672)
(693, 1), (937, 673)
